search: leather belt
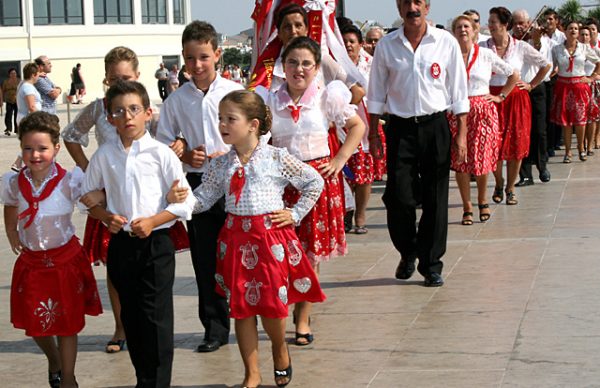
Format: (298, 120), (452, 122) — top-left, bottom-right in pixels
(395, 111), (445, 124)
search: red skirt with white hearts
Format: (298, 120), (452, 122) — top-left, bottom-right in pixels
(551, 76), (591, 127)
(490, 85), (531, 161)
(347, 146), (374, 185)
(11, 237), (103, 337)
(448, 95), (500, 175)
(83, 217), (190, 265)
(284, 156), (347, 265)
(215, 214), (326, 319)
(588, 80), (600, 122)
(372, 121), (387, 181)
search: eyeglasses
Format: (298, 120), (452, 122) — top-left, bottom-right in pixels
(366, 38), (380, 44)
(284, 59), (316, 71)
(110, 105), (145, 119)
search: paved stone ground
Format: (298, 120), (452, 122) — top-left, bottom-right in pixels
(1, 103), (599, 387)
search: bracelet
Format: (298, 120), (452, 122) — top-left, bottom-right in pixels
(499, 92), (507, 100)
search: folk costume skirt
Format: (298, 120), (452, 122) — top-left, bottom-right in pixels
(588, 80), (600, 122)
(551, 76), (591, 127)
(11, 237), (103, 336)
(215, 214), (326, 319)
(83, 216), (190, 265)
(347, 146), (374, 185)
(449, 95), (500, 175)
(284, 156), (347, 265)
(373, 121), (387, 181)
(490, 85), (531, 161)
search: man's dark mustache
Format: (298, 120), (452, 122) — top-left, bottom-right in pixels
(406, 11), (421, 18)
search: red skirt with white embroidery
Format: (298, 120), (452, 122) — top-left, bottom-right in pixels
(215, 214), (326, 319)
(83, 217), (190, 265)
(448, 95), (500, 175)
(490, 85), (531, 161)
(588, 80), (600, 122)
(11, 237), (103, 337)
(284, 157), (347, 266)
(551, 76), (591, 127)
(347, 146), (374, 185)
(372, 122), (387, 181)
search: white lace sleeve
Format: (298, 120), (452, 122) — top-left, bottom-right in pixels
(324, 80), (358, 128)
(67, 167), (85, 201)
(279, 148), (324, 223)
(192, 157), (226, 214)
(60, 100), (101, 146)
(0, 171), (18, 206)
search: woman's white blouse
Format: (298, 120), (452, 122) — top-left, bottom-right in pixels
(193, 141), (324, 223)
(467, 46), (514, 96)
(0, 166), (84, 251)
(484, 37), (548, 86)
(553, 42), (600, 77)
(266, 80), (356, 161)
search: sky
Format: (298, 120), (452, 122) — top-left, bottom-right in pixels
(191, 0), (569, 36)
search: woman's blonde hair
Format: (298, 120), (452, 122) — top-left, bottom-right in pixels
(451, 15), (478, 42)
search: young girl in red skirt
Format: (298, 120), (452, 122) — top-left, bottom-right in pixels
(61, 46), (188, 353)
(260, 36), (365, 344)
(184, 90), (325, 388)
(1, 112), (103, 388)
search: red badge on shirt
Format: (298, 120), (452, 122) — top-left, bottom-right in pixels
(430, 63), (441, 79)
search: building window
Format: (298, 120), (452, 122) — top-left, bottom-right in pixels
(172, 0), (184, 24)
(33, 0), (83, 25)
(0, 0), (22, 26)
(94, 0), (132, 24)
(141, 0), (166, 24)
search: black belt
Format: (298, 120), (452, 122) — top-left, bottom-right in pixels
(117, 228), (169, 239)
(186, 172), (203, 177)
(394, 111), (445, 124)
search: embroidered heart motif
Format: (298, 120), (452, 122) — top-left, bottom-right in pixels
(293, 277), (312, 294)
(278, 286), (288, 305)
(271, 244), (285, 262)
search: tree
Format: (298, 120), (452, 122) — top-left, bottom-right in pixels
(222, 47), (252, 68)
(558, 0), (584, 23)
(587, 7), (600, 22)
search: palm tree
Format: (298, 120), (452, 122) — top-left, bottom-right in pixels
(588, 7), (600, 22)
(558, 0), (584, 23)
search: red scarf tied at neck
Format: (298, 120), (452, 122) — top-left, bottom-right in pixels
(18, 163), (66, 229)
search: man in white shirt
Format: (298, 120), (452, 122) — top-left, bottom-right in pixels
(367, 0), (469, 287)
(543, 8), (566, 45)
(512, 9), (553, 185)
(156, 21), (243, 353)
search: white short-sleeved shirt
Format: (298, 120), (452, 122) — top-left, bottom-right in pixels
(466, 46), (514, 96)
(552, 42), (600, 77)
(367, 25), (469, 118)
(484, 37), (549, 86)
(16, 82), (41, 122)
(518, 36), (555, 83)
(155, 76), (244, 173)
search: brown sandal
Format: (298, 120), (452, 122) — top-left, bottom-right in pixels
(505, 191), (518, 205)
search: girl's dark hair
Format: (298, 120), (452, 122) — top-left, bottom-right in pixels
(220, 90), (272, 136)
(23, 63), (38, 80)
(276, 3), (308, 30)
(18, 111), (61, 145)
(341, 24), (363, 44)
(105, 80), (150, 113)
(489, 6), (513, 30)
(281, 36), (322, 65)
(585, 17), (599, 29)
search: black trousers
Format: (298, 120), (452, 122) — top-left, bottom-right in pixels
(545, 79), (562, 150)
(383, 113), (450, 276)
(520, 83), (548, 179)
(4, 102), (17, 133)
(107, 229), (175, 388)
(186, 173), (230, 344)
(158, 80), (168, 101)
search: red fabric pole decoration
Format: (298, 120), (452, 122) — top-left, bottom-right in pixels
(18, 163), (66, 229)
(229, 167), (246, 206)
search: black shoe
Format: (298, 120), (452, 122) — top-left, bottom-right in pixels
(395, 259), (416, 280)
(515, 178), (534, 187)
(547, 149), (555, 157)
(539, 169), (551, 183)
(48, 370), (61, 388)
(423, 273), (444, 287)
(196, 340), (222, 353)
(344, 210), (354, 233)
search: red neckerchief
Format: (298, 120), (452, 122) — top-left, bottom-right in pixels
(566, 43), (576, 72)
(229, 166), (245, 206)
(288, 105), (302, 123)
(466, 44), (479, 81)
(18, 163), (66, 228)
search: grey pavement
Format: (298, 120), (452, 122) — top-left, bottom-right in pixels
(1, 104), (600, 387)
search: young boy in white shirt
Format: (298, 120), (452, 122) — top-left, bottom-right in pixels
(156, 20), (243, 353)
(83, 80), (195, 387)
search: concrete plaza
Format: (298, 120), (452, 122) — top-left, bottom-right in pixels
(0, 103), (599, 387)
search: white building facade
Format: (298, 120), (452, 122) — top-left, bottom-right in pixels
(0, 0), (192, 102)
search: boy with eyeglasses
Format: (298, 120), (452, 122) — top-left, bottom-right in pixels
(82, 79), (195, 387)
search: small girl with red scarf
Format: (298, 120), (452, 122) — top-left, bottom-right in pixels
(180, 89), (325, 388)
(1, 111), (103, 388)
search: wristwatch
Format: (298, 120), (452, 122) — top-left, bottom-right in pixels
(499, 92), (507, 101)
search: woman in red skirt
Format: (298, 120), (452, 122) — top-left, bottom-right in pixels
(450, 15), (518, 224)
(2, 112), (102, 388)
(186, 90), (326, 388)
(485, 7), (551, 205)
(553, 21), (600, 163)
